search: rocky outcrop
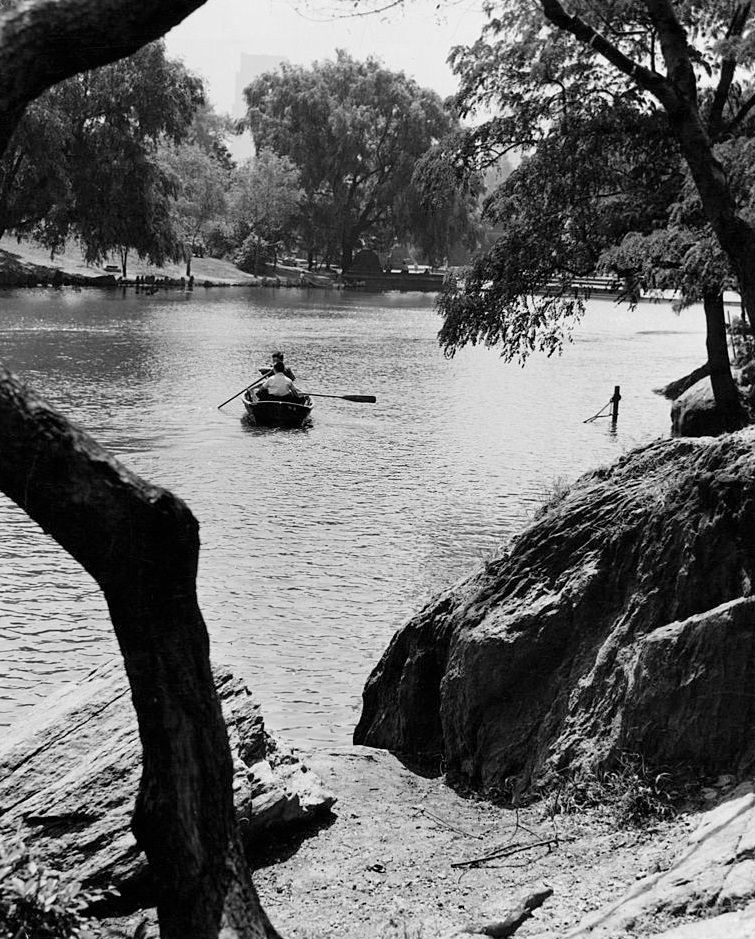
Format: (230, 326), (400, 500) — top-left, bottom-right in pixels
(555, 783), (755, 938)
(355, 430), (755, 798)
(668, 363), (755, 437)
(0, 661), (335, 901)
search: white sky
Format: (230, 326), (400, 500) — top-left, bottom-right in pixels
(164, 0), (487, 115)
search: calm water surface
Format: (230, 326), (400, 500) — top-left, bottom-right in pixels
(0, 287), (706, 744)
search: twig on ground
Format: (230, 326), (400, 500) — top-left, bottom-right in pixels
(512, 806), (555, 844)
(420, 807), (483, 839)
(451, 837), (558, 868)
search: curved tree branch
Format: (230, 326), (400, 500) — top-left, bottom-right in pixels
(0, 0), (209, 156)
(708, 2), (751, 140)
(0, 2), (285, 935)
(539, 0), (675, 108)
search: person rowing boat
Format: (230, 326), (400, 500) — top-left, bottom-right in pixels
(259, 350), (296, 381)
(256, 360), (306, 402)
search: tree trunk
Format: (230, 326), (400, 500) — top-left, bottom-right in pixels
(341, 242), (353, 272)
(119, 246), (128, 279)
(703, 291), (746, 430)
(0, 366), (281, 939)
(538, 1), (755, 337)
(666, 107), (755, 335)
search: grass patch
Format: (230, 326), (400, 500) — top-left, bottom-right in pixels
(540, 752), (687, 827)
(533, 475), (572, 519)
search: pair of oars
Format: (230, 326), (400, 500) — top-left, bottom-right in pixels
(217, 377), (375, 410)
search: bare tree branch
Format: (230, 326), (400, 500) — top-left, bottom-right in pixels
(707, 1), (751, 140)
(0, 2), (286, 935)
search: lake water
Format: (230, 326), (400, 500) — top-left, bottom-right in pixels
(0, 287), (707, 745)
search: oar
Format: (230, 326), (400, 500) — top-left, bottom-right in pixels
(217, 372), (270, 410)
(304, 392), (376, 403)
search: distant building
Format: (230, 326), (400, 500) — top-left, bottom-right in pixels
(229, 53), (288, 166)
(234, 53), (287, 118)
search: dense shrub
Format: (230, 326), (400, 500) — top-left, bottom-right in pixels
(0, 829), (108, 938)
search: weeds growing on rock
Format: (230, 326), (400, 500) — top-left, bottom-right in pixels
(533, 476), (572, 519)
(541, 753), (684, 827)
(0, 828), (111, 938)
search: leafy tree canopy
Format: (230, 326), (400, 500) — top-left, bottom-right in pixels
(435, 96), (684, 360)
(0, 40), (203, 272)
(243, 50), (458, 269)
(187, 101), (236, 170)
(160, 142), (229, 275)
(433, 1), (755, 366)
(228, 149), (304, 272)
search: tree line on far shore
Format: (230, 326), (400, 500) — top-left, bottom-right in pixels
(0, 43), (483, 279)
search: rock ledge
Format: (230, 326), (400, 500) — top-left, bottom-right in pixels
(0, 660), (335, 898)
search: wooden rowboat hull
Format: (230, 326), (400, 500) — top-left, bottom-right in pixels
(243, 393), (312, 427)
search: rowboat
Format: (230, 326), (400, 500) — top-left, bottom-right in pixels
(242, 388), (313, 427)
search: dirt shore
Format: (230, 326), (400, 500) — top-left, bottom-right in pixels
(93, 744), (704, 939)
(250, 747), (694, 939)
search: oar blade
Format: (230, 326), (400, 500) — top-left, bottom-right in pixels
(341, 394), (376, 403)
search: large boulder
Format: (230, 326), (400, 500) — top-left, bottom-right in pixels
(355, 430), (755, 797)
(0, 661), (335, 901)
(670, 377), (732, 436)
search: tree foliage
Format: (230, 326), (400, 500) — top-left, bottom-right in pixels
(161, 142), (229, 275)
(228, 149), (304, 272)
(433, 1), (755, 393)
(601, 131), (755, 304)
(0, 40), (203, 272)
(435, 96), (683, 360)
(243, 50), (457, 269)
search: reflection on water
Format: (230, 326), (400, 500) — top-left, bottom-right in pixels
(0, 288), (706, 744)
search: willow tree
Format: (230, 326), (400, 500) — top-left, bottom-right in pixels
(243, 51), (455, 270)
(0, 1), (280, 937)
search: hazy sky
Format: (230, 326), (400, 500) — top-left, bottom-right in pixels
(164, 0), (487, 116)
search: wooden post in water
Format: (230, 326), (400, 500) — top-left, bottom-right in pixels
(611, 385), (621, 424)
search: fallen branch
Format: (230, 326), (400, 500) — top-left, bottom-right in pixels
(420, 807), (483, 839)
(459, 885), (553, 937)
(451, 838), (558, 869)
